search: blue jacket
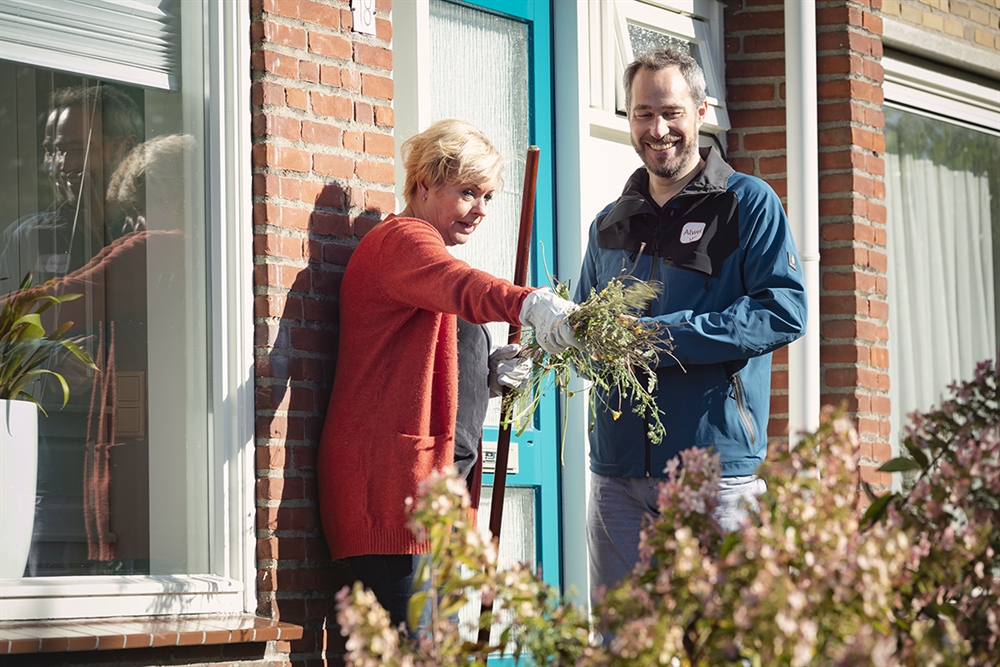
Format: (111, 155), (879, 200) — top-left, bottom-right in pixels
(575, 148), (807, 478)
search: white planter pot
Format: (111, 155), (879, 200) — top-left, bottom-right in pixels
(1, 399), (38, 578)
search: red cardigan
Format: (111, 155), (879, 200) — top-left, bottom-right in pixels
(318, 215), (534, 559)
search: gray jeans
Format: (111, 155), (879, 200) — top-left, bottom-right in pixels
(587, 472), (765, 602)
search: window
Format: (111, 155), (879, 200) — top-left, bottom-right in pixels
(883, 52), (1000, 451)
(0, 0), (254, 619)
(588, 0), (728, 134)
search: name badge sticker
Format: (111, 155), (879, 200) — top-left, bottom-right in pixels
(680, 222), (706, 244)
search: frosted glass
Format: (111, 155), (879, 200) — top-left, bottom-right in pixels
(627, 22), (700, 65)
(458, 486), (537, 643)
(430, 1), (530, 426)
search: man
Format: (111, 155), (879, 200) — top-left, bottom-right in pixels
(575, 48), (808, 598)
(0, 84), (140, 294)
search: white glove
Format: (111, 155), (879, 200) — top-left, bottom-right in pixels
(488, 344), (532, 397)
(519, 287), (580, 354)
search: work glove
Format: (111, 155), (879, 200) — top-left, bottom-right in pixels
(518, 287), (580, 355)
(488, 344), (532, 398)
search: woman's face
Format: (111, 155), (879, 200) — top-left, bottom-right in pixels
(421, 180), (496, 246)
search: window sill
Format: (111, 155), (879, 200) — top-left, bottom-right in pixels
(0, 614), (302, 655)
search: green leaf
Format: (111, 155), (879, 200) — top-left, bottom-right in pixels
(879, 457), (922, 473)
(861, 492), (894, 527)
(407, 590), (429, 632)
(902, 439), (930, 468)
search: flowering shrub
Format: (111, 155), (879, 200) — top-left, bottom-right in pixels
(336, 360), (999, 666)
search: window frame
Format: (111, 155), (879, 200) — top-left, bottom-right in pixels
(0, 0), (255, 621)
(587, 0), (728, 139)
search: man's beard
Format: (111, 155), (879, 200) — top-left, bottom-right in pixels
(632, 133), (698, 180)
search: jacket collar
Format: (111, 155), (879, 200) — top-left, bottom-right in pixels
(598, 147), (733, 232)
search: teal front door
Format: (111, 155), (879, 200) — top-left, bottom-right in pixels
(394, 0), (560, 651)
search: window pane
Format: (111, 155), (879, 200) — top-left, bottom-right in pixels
(885, 106), (1000, 448)
(0, 32), (209, 576)
(429, 0), (529, 426)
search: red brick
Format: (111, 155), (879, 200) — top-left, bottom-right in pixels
(826, 366), (878, 389)
(731, 107), (786, 127)
(262, 20), (307, 49)
(309, 31), (351, 59)
(346, 186), (364, 208)
(286, 86), (308, 109)
(375, 104), (394, 127)
(364, 131), (394, 157)
(301, 180), (345, 208)
(313, 153), (353, 179)
(742, 33), (785, 53)
(820, 294), (867, 316)
(257, 476), (285, 500)
(822, 269), (877, 293)
(261, 0), (299, 16)
(256, 444), (289, 471)
(817, 53), (864, 76)
(868, 202), (886, 224)
(862, 12), (882, 35)
(355, 101), (374, 124)
(312, 211), (353, 236)
(311, 91), (352, 119)
(298, 0), (340, 28)
(727, 58), (785, 79)
(365, 188), (397, 213)
(375, 16), (392, 41)
(271, 145), (312, 173)
(323, 242), (354, 266)
(356, 159), (395, 184)
(823, 344), (869, 364)
(822, 221), (875, 244)
(819, 172), (856, 195)
(356, 215), (381, 236)
(253, 81), (287, 107)
(868, 250), (887, 272)
(341, 68), (362, 92)
(254, 293), (285, 318)
(728, 83), (779, 102)
(742, 130), (786, 151)
(299, 59), (320, 83)
(343, 129), (363, 151)
(256, 113), (302, 142)
(759, 155), (785, 175)
(361, 73), (393, 100)
(302, 120), (343, 147)
(821, 245), (866, 267)
(355, 43), (393, 69)
(256, 232), (304, 259)
(319, 63), (342, 86)
(818, 149), (863, 171)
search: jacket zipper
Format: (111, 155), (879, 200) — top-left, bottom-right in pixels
(729, 371), (757, 446)
(644, 249), (659, 476)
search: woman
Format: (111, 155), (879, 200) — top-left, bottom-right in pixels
(318, 119), (577, 628)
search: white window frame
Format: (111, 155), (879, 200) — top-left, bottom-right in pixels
(0, 0), (255, 621)
(587, 0), (728, 139)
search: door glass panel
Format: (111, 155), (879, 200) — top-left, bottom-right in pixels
(457, 486), (536, 642)
(429, 1), (530, 426)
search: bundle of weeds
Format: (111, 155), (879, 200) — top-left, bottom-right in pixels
(504, 275), (676, 452)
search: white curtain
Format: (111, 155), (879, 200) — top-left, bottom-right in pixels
(885, 109), (998, 449)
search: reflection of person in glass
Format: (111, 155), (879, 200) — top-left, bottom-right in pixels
(0, 85), (141, 294)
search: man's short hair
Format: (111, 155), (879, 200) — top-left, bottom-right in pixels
(51, 85), (143, 142)
(623, 48), (708, 109)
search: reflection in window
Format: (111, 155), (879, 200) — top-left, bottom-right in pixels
(0, 62), (209, 577)
(885, 106), (999, 448)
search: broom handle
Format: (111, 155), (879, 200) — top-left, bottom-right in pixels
(478, 145), (540, 644)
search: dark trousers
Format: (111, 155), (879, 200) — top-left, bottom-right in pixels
(347, 554), (430, 632)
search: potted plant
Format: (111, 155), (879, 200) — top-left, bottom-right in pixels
(0, 273), (97, 578)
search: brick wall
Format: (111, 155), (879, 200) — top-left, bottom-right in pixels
(883, 0), (1000, 49)
(814, 0), (892, 488)
(724, 0), (892, 483)
(250, 0), (394, 664)
(722, 0), (793, 445)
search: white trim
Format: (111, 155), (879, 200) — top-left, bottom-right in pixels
(0, 576), (243, 620)
(883, 54), (1000, 132)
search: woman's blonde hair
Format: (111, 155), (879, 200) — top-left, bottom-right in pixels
(401, 119), (504, 203)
